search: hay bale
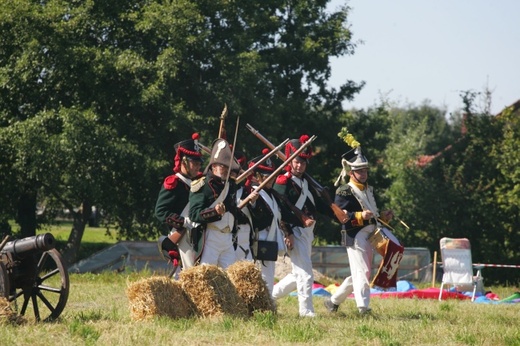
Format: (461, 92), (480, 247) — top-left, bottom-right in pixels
(226, 261), (276, 315)
(0, 297), (25, 325)
(126, 276), (195, 321)
(179, 264), (248, 318)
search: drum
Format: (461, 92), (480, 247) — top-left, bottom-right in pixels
(367, 227), (404, 289)
(367, 227), (401, 256)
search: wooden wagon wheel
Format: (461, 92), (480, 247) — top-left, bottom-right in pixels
(10, 248), (69, 322)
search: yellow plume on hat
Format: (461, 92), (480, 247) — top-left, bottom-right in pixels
(337, 127), (361, 148)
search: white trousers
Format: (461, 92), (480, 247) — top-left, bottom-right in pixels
(199, 230), (236, 269)
(272, 225), (315, 316)
(178, 231), (196, 269)
(235, 223), (253, 261)
(331, 224), (375, 309)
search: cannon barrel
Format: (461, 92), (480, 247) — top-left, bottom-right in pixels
(1, 233), (56, 258)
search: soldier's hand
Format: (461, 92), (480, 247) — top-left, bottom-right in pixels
(382, 209), (394, 221)
(215, 202), (226, 215)
(362, 210), (373, 220)
(248, 190), (259, 203)
(304, 218), (316, 227)
(285, 234), (295, 251)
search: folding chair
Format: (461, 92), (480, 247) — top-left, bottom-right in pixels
(438, 237), (483, 301)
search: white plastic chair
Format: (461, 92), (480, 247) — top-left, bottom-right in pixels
(438, 237), (483, 301)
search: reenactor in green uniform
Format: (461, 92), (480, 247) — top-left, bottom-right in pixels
(189, 138), (258, 269)
(271, 135), (333, 318)
(155, 133), (203, 272)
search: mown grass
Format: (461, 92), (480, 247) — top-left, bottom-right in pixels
(2, 270), (519, 346)
(4, 224), (519, 345)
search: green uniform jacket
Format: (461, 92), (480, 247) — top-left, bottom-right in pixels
(189, 172), (238, 225)
(155, 174), (191, 232)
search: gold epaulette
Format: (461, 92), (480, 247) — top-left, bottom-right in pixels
(190, 176), (206, 192)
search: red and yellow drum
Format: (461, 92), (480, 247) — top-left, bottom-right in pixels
(367, 227), (404, 288)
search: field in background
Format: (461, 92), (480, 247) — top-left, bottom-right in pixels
(35, 221), (119, 260)
(2, 271), (519, 345)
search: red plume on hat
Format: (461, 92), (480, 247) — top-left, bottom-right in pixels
(173, 133), (202, 173)
(284, 134), (313, 172)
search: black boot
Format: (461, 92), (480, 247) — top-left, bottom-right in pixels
(323, 297), (339, 313)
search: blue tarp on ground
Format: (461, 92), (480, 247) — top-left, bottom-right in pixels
(286, 280), (520, 304)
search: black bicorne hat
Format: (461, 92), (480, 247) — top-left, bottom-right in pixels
(204, 138), (241, 174)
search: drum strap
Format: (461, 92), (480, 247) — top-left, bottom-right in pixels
(348, 182), (380, 220)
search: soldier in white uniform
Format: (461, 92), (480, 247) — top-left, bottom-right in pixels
(271, 135), (333, 318)
(324, 147), (394, 314)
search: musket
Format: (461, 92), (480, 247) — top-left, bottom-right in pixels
(218, 103), (228, 139)
(238, 135), (317, 209)
(246, 123), (349, 224)
(235, 138), (290, 184)
(197, 142), (212, 155)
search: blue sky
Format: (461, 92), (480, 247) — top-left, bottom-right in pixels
(327, 0), (520, 115)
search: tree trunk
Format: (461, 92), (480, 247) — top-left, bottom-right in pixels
(61, 200), (91, 267)
(17, 190), (37, 238)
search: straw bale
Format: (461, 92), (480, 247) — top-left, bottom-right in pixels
(179, 264), (248, 318)
(126, 276), (195, 321)
(226, 261), (276, 315)
(0, 297), (25, 325)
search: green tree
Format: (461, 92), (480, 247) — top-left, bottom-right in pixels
(0, 0), (363, 263)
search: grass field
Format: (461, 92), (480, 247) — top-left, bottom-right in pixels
(3, 224), (518, 345)
(2, 269), (519, 346)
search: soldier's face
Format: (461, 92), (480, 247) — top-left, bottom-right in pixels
(211, 164), (229, 178)
(257, 173), (273, 188)
(351, 168), (368, 183)
(186, 159), (202, 178)
(290, 158), (307, 177)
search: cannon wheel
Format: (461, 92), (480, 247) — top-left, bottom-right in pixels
(10, 248), (69, 322)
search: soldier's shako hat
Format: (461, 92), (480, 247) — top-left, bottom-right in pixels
(204, 138), (241, 174)
(173, 133), (203, 173)
(285, 134), (313, 163)
(342, 146), (369, 171)
(248, 148), (275, 175)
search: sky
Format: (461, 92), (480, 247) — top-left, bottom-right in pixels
(327, 0), (520, 115)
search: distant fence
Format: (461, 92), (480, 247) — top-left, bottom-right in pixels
(311, 246), (432, 282)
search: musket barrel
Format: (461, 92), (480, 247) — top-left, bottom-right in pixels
(246, 123), (349, 224)
(1, 233), (56, 258)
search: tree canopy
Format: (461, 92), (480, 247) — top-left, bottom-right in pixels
(1, 1), (518, 283)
